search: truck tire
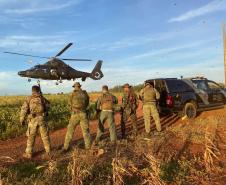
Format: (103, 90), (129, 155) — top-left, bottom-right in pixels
(183, 102), (197, 119)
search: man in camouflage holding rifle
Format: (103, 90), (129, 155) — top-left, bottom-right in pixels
(121, 83), (139, 139)
(62, 82), (92, 152)
(20, 85), (51, 159)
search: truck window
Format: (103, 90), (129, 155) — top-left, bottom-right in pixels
(192, 80), (208, 91)
(166, 80), (193, 92)
(207, 81), (221, 90)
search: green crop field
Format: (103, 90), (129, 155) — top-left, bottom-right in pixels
(0, 93), (122, 140)
(0, 94), (69, 140)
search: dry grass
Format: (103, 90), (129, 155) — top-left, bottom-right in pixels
(68, 149), (96, 185)
(112, 147), (134, 185)
(141, 153), (166, 185)
(1, 108), (226, 184)
(204, 120), (221, 172)
(111, 144), (166, 185)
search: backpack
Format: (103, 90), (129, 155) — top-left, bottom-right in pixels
(101, 93), (114, 110)
(29, 95), (45, 114)
(71, 90), (88, 110)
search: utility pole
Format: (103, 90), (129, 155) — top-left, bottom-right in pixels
(223, 23), (226, 86)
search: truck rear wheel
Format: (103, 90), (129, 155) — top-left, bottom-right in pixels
(184, 102), (197, 119)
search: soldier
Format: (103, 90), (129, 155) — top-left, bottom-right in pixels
(139, 82), (161, 138)
(121, 83), (139, 139)
(20, 85), (51, 159)
(94, 85), (118, 144)
(62, 82), (91, 152)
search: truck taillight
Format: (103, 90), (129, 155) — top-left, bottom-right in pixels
(166, 95), (174, 107)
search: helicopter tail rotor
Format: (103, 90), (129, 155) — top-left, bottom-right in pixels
(90, 60), (103, 80)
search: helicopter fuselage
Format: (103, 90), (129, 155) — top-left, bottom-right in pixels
(18, 58), (103, 81)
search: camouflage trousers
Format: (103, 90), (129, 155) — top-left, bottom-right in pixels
(63, 112), (91, 150)
(25, 116), (50, 155)
(95, 111), (117, 142)
(121, 111), (138, 138)
(143, 103), (161, 133)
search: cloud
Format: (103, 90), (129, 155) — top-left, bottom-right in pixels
(169, 0), (226, 22)
(117, 39), (217, 63)
(0, 0), (82, 15)
(0, 34), (76, 53)
(77, 29), (193, 51)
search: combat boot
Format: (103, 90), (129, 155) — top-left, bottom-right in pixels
(23, 153), (32, 159)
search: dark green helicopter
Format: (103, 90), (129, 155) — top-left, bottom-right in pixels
(4, 43), (103, 85)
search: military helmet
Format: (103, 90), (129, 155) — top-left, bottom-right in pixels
(72, 82), (81, 88)
(123, 83), (131, 88)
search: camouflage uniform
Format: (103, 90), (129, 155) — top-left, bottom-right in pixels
(139, 85), (161, 134)
(20, 91), (51, 157)
(95, 92), (118, 142)
(63, 84), (91, 150)
(121, 87), (139, 138)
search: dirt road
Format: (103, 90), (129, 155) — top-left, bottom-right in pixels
(0, 106), (225, 165)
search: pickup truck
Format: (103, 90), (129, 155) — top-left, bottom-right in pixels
(145, 77), (226, 119)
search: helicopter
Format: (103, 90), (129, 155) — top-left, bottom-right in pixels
(4, 43), (104, 85)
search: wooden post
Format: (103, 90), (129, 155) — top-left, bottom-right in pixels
(223, 23), (226, 86)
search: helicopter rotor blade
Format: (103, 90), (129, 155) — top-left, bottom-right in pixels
(61, 58), (92, 61)
(55, 43), (73, 57)
(4, 51), (50, 59)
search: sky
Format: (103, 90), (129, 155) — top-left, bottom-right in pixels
(0, 0), (226, 95)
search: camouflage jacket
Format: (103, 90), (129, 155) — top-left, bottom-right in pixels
(122, 91), (139, 114)
(20, 93), (50, 123)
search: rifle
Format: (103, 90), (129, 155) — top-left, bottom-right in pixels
(37, 80), (48, 116)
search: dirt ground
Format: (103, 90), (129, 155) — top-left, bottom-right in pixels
(0, 105), (226, 167)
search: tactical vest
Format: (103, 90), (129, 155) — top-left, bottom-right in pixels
(71, 90), (88, 111)
(101, 93), (114, 110)
(29, 95), (45, 114)
(143, 87), (157, 103)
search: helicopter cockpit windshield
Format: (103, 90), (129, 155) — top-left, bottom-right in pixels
(30, 65), (40, 70)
